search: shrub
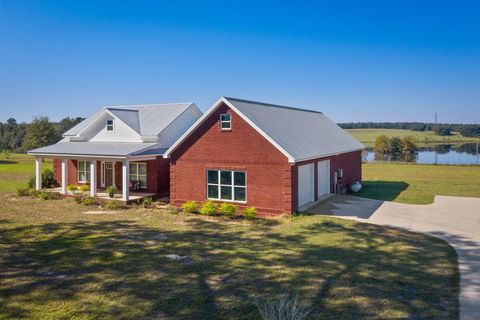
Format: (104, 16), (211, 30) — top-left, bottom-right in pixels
(17, 187), (32, 197)
(67, 184), (77, 192)
(36, 191), (62, 201)
(79, 185), (90, 192)
(82, 196), (96, 206)
(256, 294), (310, 320)
(26, 169), (58, 190)
(168, 206), (180, 215)
(106, 185), (117, 198)
(181, 201), (198, 213)
(243, 207), (257, 220)
(219, 203), (236, 218)
(142, 197), (153, 208)
(27, 177), (35, 189)
(73, 194), (83, 204)
(106, 200), (122, 210)
(199, 200), (218, 216)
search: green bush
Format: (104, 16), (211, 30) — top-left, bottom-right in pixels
(106, 200), (122, 210)
(79, 185), (90, 192)
(168, 206), (180, 215)
(67, 184), (77, 192)
(181, 201), (198, 213)
(243, 207), (257, 220)
(219, 202), (236, 218)
(17, 187), (32, 197)
(82, 197), (96, 206)
(26, 169), (58, 189)
(199, 200), (218, 216)
(27, 177), (35, 189)
(142, 197), (153, 208)
(106, 185), (117, 198)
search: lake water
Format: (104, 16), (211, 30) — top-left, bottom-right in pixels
(363, 143), (480, 165)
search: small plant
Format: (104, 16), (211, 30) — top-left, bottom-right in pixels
(67, 184), (77, 192)
(168, 206), (180, 215)
(219, 202), (236, 218)
(82, 196), (96, 206)
(17, 187), (32, 197)
(79, 185), (90, 192)
(199, 200), (218, 216)
(106, 185), (117, 198)
(243, 207), (257, 220)
(256, 294), (310, 320)
(27, 177), (35, 189)
(181, 201), (198, 213)
(36, 191), (63, 201)
(73, 194), (83, 204)
(142, 197), (153, 208)
(106, 200), (122, 210)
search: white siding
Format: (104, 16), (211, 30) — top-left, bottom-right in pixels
(88, 113), (142, 142)
(298, 163), (314, 207)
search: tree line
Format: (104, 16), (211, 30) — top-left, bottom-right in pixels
(0, 117), (84, 153)
(338, 122), (480, 137)
(374, 135), (419, 162)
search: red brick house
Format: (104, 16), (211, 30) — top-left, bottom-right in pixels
(164, 97), (364, 215)
(28, 103), (202, 201)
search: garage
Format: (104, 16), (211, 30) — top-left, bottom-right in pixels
(317, 160), (330, 198)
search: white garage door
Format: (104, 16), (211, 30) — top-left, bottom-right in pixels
(298, 163), (314, 207)
(317, 160), (330, 197)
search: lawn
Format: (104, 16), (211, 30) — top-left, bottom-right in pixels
(0, 154), (52, 193)
(0, 194), (459, 319)
(347, 129), (480, 147)
(357, 163), (480, 204)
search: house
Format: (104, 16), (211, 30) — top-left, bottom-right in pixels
(28, 103), (202, 201)
(163, 97), (364, 215)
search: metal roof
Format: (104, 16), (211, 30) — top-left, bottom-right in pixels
(165, 97), (364, 163)
(28, 142), (161, 158)
(63, 103), (198, 137)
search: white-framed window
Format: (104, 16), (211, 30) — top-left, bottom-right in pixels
(220, 114), (231, 130)
(207, 169), (246, 202)
(77, 160), (91, 183)
(129, 162), (147, 188)
(106, 119), (114, 132)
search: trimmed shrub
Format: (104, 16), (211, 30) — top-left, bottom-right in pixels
(26, 169), (58, 189)
(199, 200), (218, 216)
(243, 207), (257, 220)
(17, 187), (32, 197)
(219, 203), (236, 219)
(142, 197), (153, 208)
(79, 185), (90, 192)
(82, 196), (96, 206)
(106, 200), (122, 210)
(181, 201), (198, 213)
(67, 184), (77, 192)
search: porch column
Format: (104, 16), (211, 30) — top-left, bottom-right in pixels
(61, 159), (68, 194)
(90, 161), (97, 196)
(35, 157), (42, 190)
(122, 160), (129, 201)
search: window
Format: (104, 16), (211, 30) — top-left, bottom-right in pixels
(106, 119), (114, 132)
(77, 160), (91, 183)
(129, 163), (147, 188)
(220, 114), (231, 130)
(207, 170), (246, 202)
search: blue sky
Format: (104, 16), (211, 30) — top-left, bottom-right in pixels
(0, 0), (479, 123)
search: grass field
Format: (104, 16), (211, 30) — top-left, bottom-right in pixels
(0, 154), (52, 193)
(0, 194), (459, 319)
(347, 129), (480, 147)
(358, 163), (480, 204)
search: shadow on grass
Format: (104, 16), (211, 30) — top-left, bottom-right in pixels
(353, 181), (409, 201)
(0, 217), (459, 319)
(0, 160), (18, 165)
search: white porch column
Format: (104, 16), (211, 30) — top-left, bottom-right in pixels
(90, 161), (97, 196)
(35, 157), (42, 190)
(61, 159), (68, 194)
(122, 160), (129, 201)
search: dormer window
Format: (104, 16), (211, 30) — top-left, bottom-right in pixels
(220, 114), (231, 130)
(106, 119), (114, 132)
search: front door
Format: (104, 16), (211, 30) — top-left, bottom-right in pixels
(103, 162), (114, 188)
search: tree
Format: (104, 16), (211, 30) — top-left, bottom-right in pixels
(55, 117), (84, 136)
(389, 137), (404, 156)
(374, 135), (390, 154)
(23, 116), (60, 150)
(402, 135), (418, 155)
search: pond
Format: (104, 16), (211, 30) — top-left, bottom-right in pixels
(363, 143), (480, 165)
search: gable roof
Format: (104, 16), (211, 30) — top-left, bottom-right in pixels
(164, 97), (364, 163)
(64, 103), (199, 137)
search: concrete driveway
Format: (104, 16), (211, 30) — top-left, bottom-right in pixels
(309, 195), (480, 320)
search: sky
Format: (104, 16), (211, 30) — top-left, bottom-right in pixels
(0, 0), (479, 124)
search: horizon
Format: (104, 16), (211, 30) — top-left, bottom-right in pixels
(1, 1), (479, 124)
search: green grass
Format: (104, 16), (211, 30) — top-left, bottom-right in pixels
(347, 129), (480, 147)
(0, 154), (52, 193)
(0, 195), (459, 319)
(356, 163), (480, 204)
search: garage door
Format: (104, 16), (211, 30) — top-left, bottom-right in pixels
(298, 163), (314, 207)
(317, 160), (330, 198)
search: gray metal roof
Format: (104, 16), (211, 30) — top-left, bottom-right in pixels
(63, 103), (197, 137)
(28, 142), (161, 157)
(223, 97), (364, 161)
(225, 97), (364, 161)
